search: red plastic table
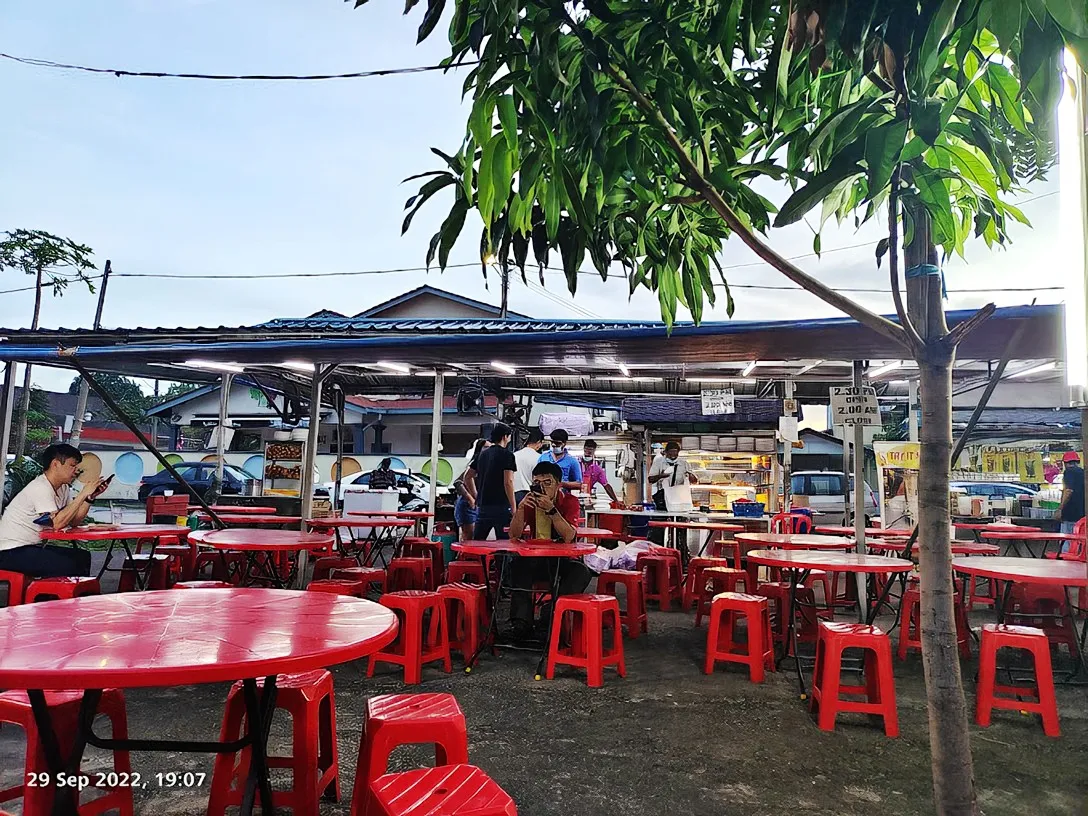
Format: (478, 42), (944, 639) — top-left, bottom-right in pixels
(953, 522), (1029, 542)
(735, 532), (855, 551)
(196, 513), (303, 527)
(647, 520), (744, 560)
(0, 589), (398, 816)
(41, 524), (191, 591)
(813, 526), (910, 537)
(866, 539), (1001, 556)
(576, 527), (615, 541)
(188, 505), (278, 514)
(453, 540), (596, 674)
(980, 529), (1082, 559)
(190, 529), (334, 588)
(347, 510), (434, 536)
(306, 517), (415, 565)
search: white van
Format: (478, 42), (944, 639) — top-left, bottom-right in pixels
(790, 470), (879, 525)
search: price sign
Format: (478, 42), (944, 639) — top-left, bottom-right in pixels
(700, 389), (735, 416)
(830, 386), (880, 426)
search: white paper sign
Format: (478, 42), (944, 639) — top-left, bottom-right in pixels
(830, 386), (880, 426)
(700, 389), (735, 416)
(778, 415), (799, 442)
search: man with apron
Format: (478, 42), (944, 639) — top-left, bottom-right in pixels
(648, 440), (696, 510)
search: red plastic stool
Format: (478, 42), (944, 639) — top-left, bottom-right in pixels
(965, 571), (998, 609)
(331, 566), (388, 596)
(811, 621), (899, 737)
(403, 538), (444, 586)
(446, 560), (487, 585)
(366, 765), (516, 816)
(636, 552), (682, 610)
(312, 555), (361, 581)
(388, 557), (435, 592)
(368, 591), (451, 685)
(0, 570), (27, 607)
(806, 569), (836, 617)
(707, 537), (743, 570)
(25, 576), (101, 603)
(647, 545), (684, 573)
(546, 594), (626, 688)
(1006, 584), (1080, 654)
(208, 670), (339, 816)
(704, 592), (775, 682)
(0, 688), (132, 815)
(436, 582), (488, 665)
(194, 550), (245, 583)
(351, 692), (470, 815)
(755, 581), (819, 649)
(307, 578), (365, 597)
(976, 624), (1060, 737)
(694, 567), (748, 627)
(596, 569), (647, 638)
(173, 580), (234, 589)
(155, 542), (196, 581)
(897, 587), (971, 660)
(682, 557), (734, 611)
(118, 553), (174, 591)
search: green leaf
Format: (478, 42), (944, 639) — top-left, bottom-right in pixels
(986, 64), (1028, 133)
(875, 236), (890, 267)
(774, 148), (864, 227)
(913, 168), (957, 246)
(469, 94), (496, 147)
(919, 0), (962, 82)
(477, 134), (500, 223)
(940, 143), (999, 200)
(491, 139), (514, 221)
(812, 232), (821, 257)
(864, 120), (908, 196)
(401, 175), (455, 234)
(914, 99), (942, 147)
(497, 95), (518, 150)
(416, 0), (446, 43)
(437, 197), (469, 271)
(1046, 0), (1088, 37)
(544, 176), (561, 242)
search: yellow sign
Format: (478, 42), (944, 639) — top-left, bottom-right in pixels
(874, 441), (920, 470)
(982, 448), (1022, 474)
(1019, 451), (1044, 483)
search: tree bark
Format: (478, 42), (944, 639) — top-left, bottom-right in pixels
(12, 263), (44, 457)
(906, 205), (977, 816)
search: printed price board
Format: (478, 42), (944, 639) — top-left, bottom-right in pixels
(830, 386), (880, 426)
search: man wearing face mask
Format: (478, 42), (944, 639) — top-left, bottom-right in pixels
(580, 440), (618, 504)
(648, 440), (697, 511)
(537, 429), (583, 492)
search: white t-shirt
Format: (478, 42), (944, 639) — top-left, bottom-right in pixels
(0, 475), (71, 551)
(648, 454), (691, 493)
(513, 446), (541, 493)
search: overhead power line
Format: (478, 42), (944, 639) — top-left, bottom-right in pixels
(0, 52), (473, 81)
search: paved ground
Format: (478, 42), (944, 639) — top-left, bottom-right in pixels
(0, 556), (1085, 815)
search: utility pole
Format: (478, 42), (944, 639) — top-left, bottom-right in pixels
(499, 264), (509, 319)
(69, 260), (112, 446)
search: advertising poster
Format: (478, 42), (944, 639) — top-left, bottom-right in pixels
(874, 441), (920, 530)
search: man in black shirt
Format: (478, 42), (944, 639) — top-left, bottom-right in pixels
(1057, 451), (1084, 533)
(368, 458), (398, 491)
(466, 423), (516, 540)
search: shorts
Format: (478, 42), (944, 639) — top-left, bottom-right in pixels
(454, 496), (478, 527)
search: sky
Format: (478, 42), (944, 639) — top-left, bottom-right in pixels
(0, 0), (1072, 393)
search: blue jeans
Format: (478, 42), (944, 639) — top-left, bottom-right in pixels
(453, 496), (478, 528)
(0, 544), (91, 577)
(474, 505), (512, 541)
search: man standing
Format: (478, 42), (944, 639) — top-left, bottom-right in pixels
(580, 440), (619, 504)
(367, 458), (398, 491)
(0, 443), (104, 576)
(1056, 451), (1084, 533)
(648, 440), (697, 510)
(537, 429), (583, 491)
(467, 423), (517, 540)
(513, 428), (546, 507)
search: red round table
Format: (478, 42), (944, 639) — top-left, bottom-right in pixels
(0, 588), (398, 815)
(188, 505), (278, 514)
(190, 529), (334, 588)
(307, 517), (415, 565)
(813, 526), (909, 538)
(648, 520), (744, 559)
(197, 513), (303, 527)
(347, 510), (434, 536)
(980, 529), (1082, 559)
(953, 522), (1028, 542)
(453, 540), (596, 674)
(576, 527), (615, 541)
(735, 532), (855, 551)
(41, 524), (191, 591)
(866, 539), (1001, 556)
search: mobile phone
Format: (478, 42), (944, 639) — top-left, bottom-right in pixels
(90, 474), (114, 498)
(530, 483), (545, 495)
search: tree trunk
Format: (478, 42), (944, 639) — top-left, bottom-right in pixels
(12, 264), (45, 457)
(906, 206), (977, 815)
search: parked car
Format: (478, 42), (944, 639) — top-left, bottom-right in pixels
(323, 469), (442, 503)
(790, 470), (879, 525)
(138, 462), (260, 502)
(950, 482), (1038, 500)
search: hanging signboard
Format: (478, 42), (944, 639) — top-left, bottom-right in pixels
(829, 386), (880, 426)
(1019, 451), (1044, 483)
(700, 389), (735, 416)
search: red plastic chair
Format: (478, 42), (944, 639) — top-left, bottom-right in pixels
(368, 591), (451, 685)
(704, 592), (775, 682)
(118, 553), (174, 591)
(25, 576), (100, 603)
(351, 693), (469, 816)
(596, 569), (647, 638)
(546, 594), (626, 688)
(367, 765), (516, 816)
(811, 621), (899, 737)
(770, 512), (812, 534)
(706, 537), (743, 570)
(402, 538), (445, 585)
(754, 581), (820, 650)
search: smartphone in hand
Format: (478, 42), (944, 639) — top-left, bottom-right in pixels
(89, 474), (114, 500)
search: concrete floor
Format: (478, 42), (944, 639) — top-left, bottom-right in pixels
(0, 556), (1085, 815)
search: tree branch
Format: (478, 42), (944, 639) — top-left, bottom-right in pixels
(888, 165), (925, 354)
(943, 302), (997, 349)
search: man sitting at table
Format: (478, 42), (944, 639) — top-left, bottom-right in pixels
(0, 444), (104, 577)
(507, 461), (592, 640)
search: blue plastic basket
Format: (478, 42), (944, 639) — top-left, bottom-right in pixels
(731, 501), (766, 517)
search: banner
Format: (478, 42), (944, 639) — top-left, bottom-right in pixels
(873, 441), (919, 530)
(873, 441), (920, 470)
(1018, 451), (1044, 483)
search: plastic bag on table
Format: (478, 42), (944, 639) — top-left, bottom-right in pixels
(583, 546), (612, 574)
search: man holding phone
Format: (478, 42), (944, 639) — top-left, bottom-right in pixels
(0, 443), (104, 577)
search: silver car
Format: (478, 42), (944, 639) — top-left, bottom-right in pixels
(790, 470), (880, 525)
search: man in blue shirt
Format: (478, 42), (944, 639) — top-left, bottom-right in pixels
(537, 429), (583, 491)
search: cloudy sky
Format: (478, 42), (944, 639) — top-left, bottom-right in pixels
(0, 0), (1070, 393)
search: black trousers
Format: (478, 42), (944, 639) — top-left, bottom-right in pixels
(509, 556), (593, 624)
(0, 544), (92, 577)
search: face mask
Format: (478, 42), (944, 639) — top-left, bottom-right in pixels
(665, 455), (677, 464)
(582, 453), (595, 463)
(552, 445), (565, 456)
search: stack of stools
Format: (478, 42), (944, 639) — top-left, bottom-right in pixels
(209, 670), (339, 815)
(307, 578), (366, 597)
(976, 624), (1060, 737)
(437, 582), (490, 666)
(897, 585), (971, 660)
(636, 550), (682, 610)
(446, 559), (487, 585)
(707, 538), (743, 570)
(332, 566), (387, 597)
(24, 576), (100, 603)
(0, 688), (132, 815)
(682, 557), (734, 611)
(352, 693), (515, 815)
(756, 581), (820, 651)
(596, 569), (647, 638)
(704, 592), (775, 682)
(173, 580), (234, 589)
(368, 591), (452, 684)
(810, 621), (899, 737)
(118, 553), (174, 591)
(388, 557), (436, 592)
(402, 538), (445, 586)
(546, 594), (626, 688)
(312, 555), (361, 581)
(0, 570), (27, 606)
(693, 567), (748, 627)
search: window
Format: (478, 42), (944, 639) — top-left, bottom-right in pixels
(808, 474), (844, 495)
(790, 475), (805, 494)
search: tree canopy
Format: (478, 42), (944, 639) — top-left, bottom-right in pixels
(69, 374), (153, 421)
(0, 229), (96, 297)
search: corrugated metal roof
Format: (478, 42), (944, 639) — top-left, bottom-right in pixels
(256, 317), (666, 332)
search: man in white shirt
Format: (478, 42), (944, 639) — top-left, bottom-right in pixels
(0, 444), (105, 577)
(513, 428), (546, 507)
(648, 440), (697, 510)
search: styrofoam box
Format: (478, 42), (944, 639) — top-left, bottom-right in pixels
(718, 436), (737, 450)
(754, 438), (775, 452)
(735, 436), (755, 451)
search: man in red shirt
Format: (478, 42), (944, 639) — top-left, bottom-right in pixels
(507, 461), (591, 639)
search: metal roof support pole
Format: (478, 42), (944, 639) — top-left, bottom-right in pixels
(297, 364), (335, 583)
(908, 380), (919, 443)
(0, 362), (16, 515)
(782, 380), (794, 510)
(852, 361), (868, 622)
(215, 373), (232, 493)
(426, 372), (445, 536)
(70, 362), (225, 527)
